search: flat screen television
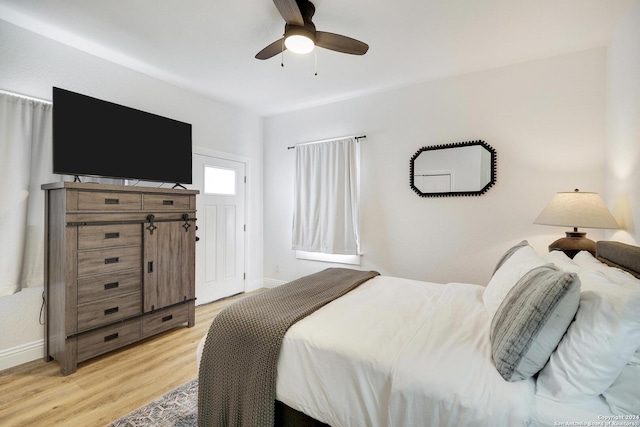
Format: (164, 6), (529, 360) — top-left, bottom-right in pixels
(52, 87), (192, 185)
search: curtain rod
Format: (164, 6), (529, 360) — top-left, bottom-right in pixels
(287, 135), (366, 150)
(0, 89), (52, 104)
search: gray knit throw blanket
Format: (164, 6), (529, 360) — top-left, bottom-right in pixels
(197, 267), (380, 427)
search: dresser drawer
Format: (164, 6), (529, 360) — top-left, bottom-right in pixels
(78, 224), (142, 250)
(143, 194), (191, 211)
(78, 292), (142, 330)
(142, 304), (189, 337)
(77, 246), (141, 277)
(77, 270), (142, 305)
(77, 191), (142, 210)
(77, 319), (141, 362)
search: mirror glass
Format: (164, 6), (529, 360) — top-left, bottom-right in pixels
(410, 140), (496, 197)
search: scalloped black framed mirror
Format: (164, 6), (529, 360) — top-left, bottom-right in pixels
(410, 140), (496, 197)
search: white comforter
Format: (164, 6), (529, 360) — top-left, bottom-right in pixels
(197, 274), (614, 426)
(275, 275), (609, 427)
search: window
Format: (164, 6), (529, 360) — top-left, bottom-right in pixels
(204, 166), (236, 195)
(292, 137), (360, 265)
(0, 91), (55, 296)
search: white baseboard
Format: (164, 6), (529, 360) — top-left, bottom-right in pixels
(245, 278), (286, 291)
(262, 278), (287, 289)
(0, 340), (44, 372)
(245, 278), (265, 292)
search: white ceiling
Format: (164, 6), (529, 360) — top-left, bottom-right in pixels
(0, 0), (633, 116)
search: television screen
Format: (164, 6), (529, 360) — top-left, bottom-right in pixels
(53, 87), (192, 184)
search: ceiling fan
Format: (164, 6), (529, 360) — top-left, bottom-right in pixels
(255, 0), (369, 60)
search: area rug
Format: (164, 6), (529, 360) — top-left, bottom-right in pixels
(108, 378), (198, 427)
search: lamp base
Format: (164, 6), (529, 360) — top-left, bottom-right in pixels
(548, 231), (596, 259)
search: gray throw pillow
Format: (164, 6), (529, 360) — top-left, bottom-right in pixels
(490, 264), (580, 381)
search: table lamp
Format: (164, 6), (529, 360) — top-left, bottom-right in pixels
(534, 189), (619, 258)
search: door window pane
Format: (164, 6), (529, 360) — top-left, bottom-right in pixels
(204, 166), (236, 195)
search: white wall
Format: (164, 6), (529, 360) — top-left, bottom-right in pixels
(263, 48), (609, 286)
(606, 0), (640, 245)
(0, 20), (264, 369)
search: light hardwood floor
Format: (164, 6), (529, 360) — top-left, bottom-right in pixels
(0, 291), (255, 427)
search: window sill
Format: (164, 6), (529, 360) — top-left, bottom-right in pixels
(295, 250), (361, 266)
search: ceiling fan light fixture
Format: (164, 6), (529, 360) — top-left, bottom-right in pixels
(283, 25), (316, 54)
(255, 0), (369, 60)
(285, 34), (315, 54)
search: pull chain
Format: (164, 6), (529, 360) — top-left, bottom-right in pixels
(278, 40), (318, 75)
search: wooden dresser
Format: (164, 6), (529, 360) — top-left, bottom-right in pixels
(42, 182), (199, 375)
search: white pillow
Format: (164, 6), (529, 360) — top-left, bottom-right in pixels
(484, 243), (547, 319)
(542, 251), (581, 273)
(573, 250), (606, 271)
(603, 348), (640, 415)
(536, 270), (640, 402)
(574, 251), (640, 290)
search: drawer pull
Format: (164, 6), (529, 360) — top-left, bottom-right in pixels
(162, 314), (173, 323)
(104, 282), (119, 290)
(104, 307), (119, 316)
(104, 198), (120, 205)
(162, 200), (174, 205)
(148, 261), (154, 273)
(104, 232), (120, 239)
(104, 333), (119, 342)
(104, 257), (120, 265)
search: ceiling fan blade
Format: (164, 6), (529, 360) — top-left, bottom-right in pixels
(255, 38), (285, 60)
(315, 31), (369, 55)
(272, 0), (304, 26)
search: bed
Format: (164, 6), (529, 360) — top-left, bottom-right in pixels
(197, 240), (640, 427)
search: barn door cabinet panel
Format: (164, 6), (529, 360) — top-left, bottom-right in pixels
(143, 221), (196, 312)
(42, 182), (198, 375)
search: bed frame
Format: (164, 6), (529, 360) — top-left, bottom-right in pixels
(274, 240), (640, 427)
(275, 401), (329, 427)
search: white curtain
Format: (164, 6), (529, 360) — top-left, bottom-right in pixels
(0, 92), (56, 296)
(292, 137), (359, 255)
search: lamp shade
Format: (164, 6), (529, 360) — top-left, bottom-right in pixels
(534, 189), (619, 229)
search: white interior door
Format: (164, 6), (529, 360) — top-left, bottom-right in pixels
(192, 154), (246, 304)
